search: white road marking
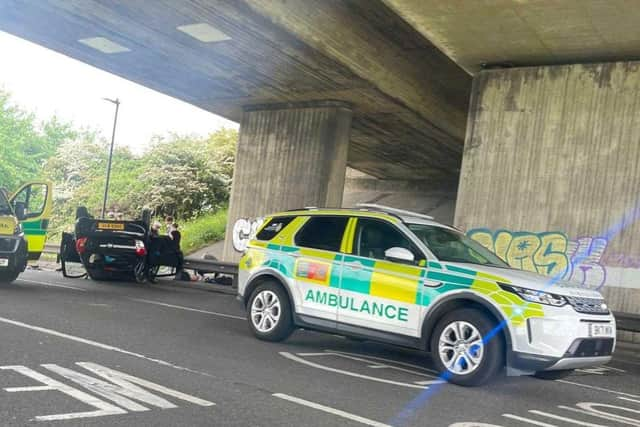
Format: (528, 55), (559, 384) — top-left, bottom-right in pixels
(620, 397), (640, 405)
(413, 380), (446, 386)
(326, 349), (440, 374)
(128, 298), (245, 320)
(318, 351), (441, 379)
(1, 365), (125, 421)
(558, 379), (640, 399)
(17, 279), (87, 292)
(0, 315), (219, 382)
(502, 413), (558, 426)
(528, 409), (607, 426)
(273, 393), (391, 427)
(280, 352), (426, 389)
(564, 403), (640, 425)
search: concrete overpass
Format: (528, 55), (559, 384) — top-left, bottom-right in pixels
(2, 1), (640, 321)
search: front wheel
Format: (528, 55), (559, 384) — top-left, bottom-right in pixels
(430, 308), (504, 386)
(0, 269), (20, 284)
(533, 369), (574, 380)
(247, 281), (294, 342)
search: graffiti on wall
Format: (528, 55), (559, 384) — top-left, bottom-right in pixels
(467, 229), (608, 290)
(232, 217), (264, 252)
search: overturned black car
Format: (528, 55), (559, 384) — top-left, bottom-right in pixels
(60, 208), (182, 283)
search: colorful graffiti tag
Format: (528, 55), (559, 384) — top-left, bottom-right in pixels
(467, 229), (608, 289)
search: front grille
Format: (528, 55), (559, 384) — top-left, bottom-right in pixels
(566, 338), (614, 357)
(0, 237), (17, 252)
(565, 295), (609, 315)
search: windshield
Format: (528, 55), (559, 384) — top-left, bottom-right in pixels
(407, 223), (509, 268)
(0, 190), (13, 216)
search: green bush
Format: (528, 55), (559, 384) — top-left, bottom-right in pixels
(179, 209), (227, 255)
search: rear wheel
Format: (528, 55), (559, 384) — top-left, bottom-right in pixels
(0, 269), (20, 284)
(533, 369), (574, 380)
(247, 281), (294, 342)
(430, 308), (504, 386)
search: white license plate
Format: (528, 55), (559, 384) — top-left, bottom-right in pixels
(589, 323), (614, 337)
(0, 258), (8, 268)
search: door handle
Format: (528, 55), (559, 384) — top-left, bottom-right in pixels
(422, 279), (442, 287)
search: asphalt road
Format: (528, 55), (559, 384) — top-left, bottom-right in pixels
(0, 270), (639, 427)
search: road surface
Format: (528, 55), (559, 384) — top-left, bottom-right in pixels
(0, 270), (638, 426)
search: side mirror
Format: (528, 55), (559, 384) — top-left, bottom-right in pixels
(14, 202), (27, 221)
(384, 247), (415, 264)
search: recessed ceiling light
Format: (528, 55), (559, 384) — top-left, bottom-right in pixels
(177, 23), (231, 43)
(78, 37), (130, 54)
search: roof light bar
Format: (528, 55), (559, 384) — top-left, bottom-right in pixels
(355, 203), (434, 220)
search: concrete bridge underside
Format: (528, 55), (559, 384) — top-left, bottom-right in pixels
(4, 1), (640, 323)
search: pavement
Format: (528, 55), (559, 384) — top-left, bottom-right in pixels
(0, 270), (639, 427)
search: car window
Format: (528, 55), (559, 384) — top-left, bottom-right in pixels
(0, 190), (12, 215)
(295, 216), (349, 252)
(354, 218), (422, 262)
(256, 216), (295, 241)
(12, 184), (48, 219)
(407, 223), (508, 267)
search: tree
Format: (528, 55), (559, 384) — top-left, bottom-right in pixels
(0, 90), (75, 191)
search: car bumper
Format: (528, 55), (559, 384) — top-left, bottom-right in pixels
(0, 236), (28, 272)
(508, 305), (616, 372)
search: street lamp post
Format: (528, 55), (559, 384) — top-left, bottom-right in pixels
(101, 97), (120, 219)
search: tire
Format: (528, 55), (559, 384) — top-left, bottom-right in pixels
(533, 369), (574, 380)
(247, 281), (294, 342)
(430, 308), (504, 386)
(0, 269), (20, 284)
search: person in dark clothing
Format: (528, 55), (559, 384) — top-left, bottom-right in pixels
(165, 217), (186, 279)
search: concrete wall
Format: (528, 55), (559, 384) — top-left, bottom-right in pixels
(222, 101), (352, 261)
(455, 62), (640, 328)
(342, 169), (457, 224)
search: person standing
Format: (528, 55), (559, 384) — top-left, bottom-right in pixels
(165, 216), (185, 279)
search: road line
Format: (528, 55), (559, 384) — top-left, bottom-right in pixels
(280, 352), (426, 389)
(325, 349), (440, 374)
(273, 393), (391, 427)
(528, 410), (607, 426)
(321, 351), (440, 378)
(502, 413), (558, 426)
(17, 279), (87, 292)
(557, 380), (640, 399)
(128, 298), (245, 320)
(619, 397), (640, 405)
(0, 315), (220, 387)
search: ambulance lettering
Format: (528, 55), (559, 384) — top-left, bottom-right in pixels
(305, 289), (409, 322)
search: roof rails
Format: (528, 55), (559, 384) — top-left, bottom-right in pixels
(355, 203), (434, 220)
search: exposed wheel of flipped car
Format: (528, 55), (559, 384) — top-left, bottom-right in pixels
(0, 269), (20, 284)
(430, 308), (504, 387)
(533, 369), (574, 380)
(133, 261), (147, 284)
(247, 281), (294, 342)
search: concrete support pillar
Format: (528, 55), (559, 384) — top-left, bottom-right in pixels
(455, 61), (640, 325)
(223, 100), (352, 261)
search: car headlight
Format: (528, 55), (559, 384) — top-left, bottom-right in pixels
(13, 223), (23, 236)
(499, 283), (567, 307)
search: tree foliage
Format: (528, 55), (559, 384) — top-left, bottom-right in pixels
(0, 90), (75, 191)
(1, 89), (238, 238)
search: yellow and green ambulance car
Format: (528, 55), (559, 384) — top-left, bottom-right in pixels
(0, 182), (53, 283)
(238, 205), (615, 386)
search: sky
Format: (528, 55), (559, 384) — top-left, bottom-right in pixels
(0, 31), (238, 154)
